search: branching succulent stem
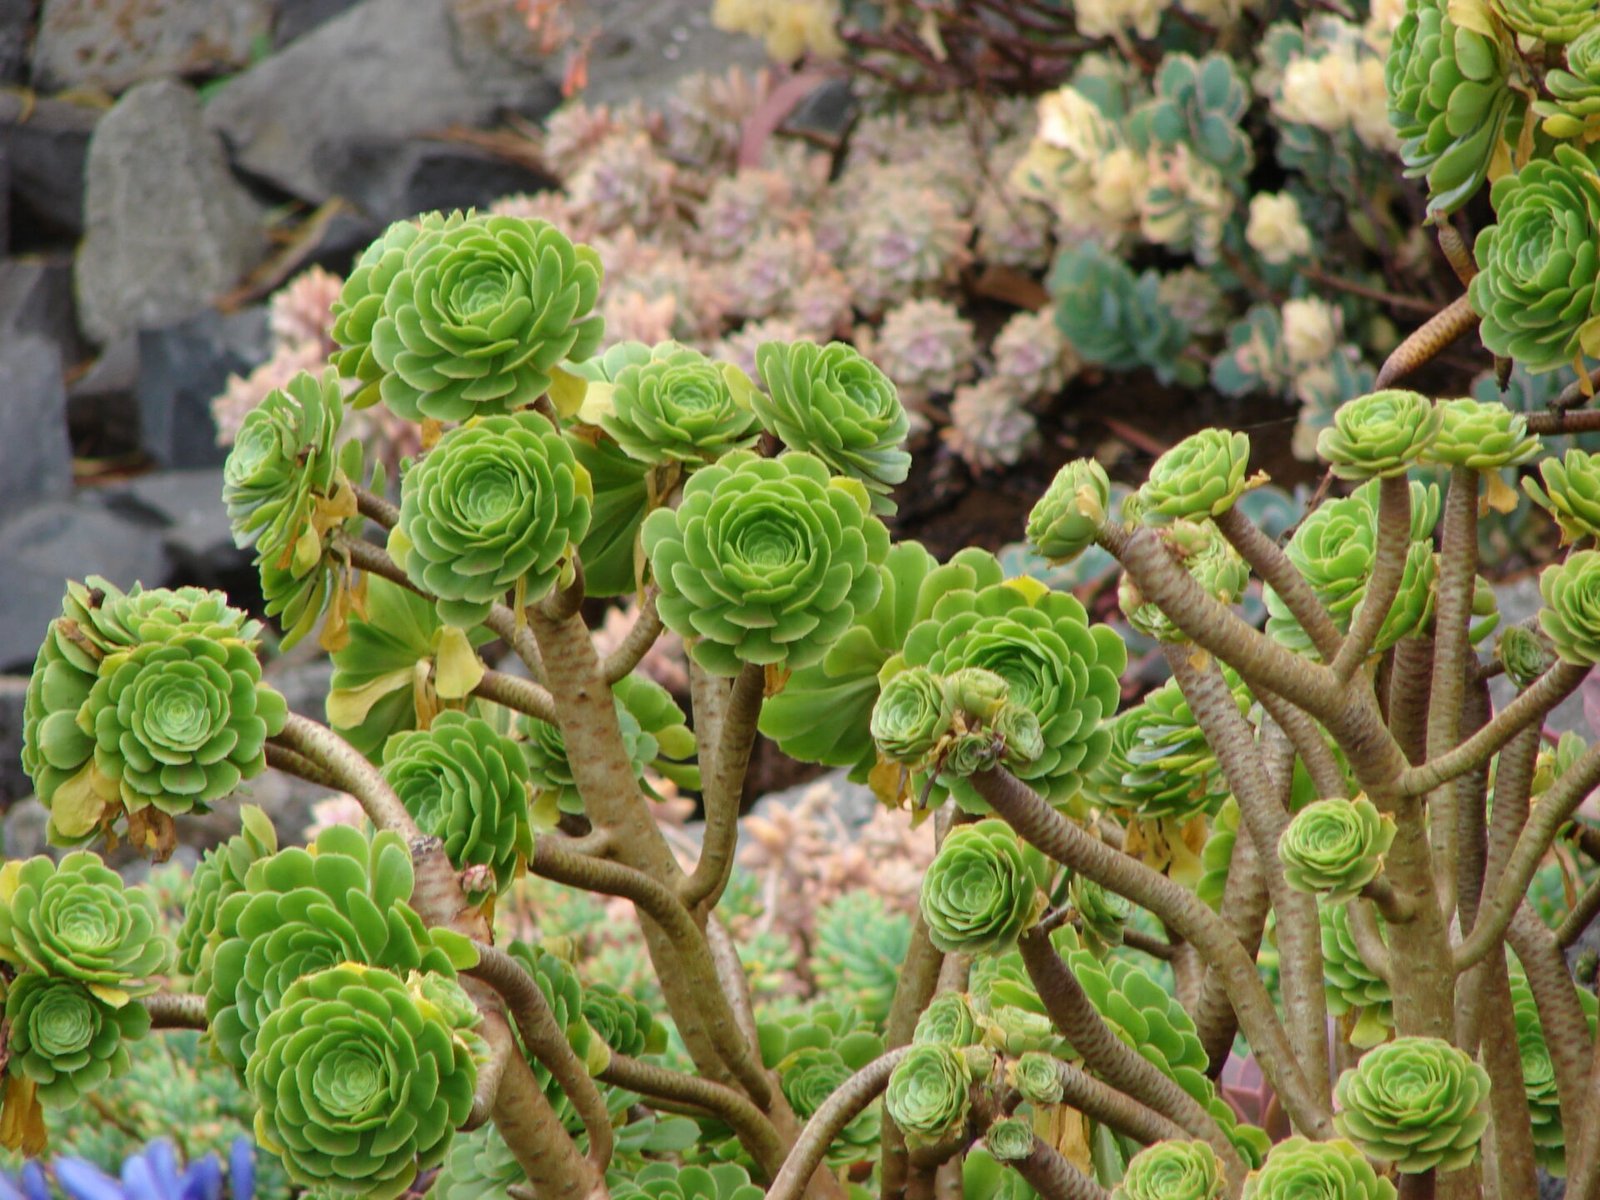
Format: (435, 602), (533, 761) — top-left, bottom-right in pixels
(600, 1053), (786, 1178)
(474, 667), (558, 723)
(1374, 294), (1478, 389)
(1331, 475), (1413, 679)
(464, 1028), (513, 1131)
(683, 661), (763, 910)
(767, 1049), (913, 1200)
(601, 586), (664, 683)
(1214, 507), (1343, 662)
(142, 992), (207, 1028)
(1001, 1133), (1112, 1200)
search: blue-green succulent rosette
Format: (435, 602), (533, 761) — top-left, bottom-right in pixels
(897, 575), (1125, 813)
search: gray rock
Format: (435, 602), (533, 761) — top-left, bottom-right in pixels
(783, 78), (858, 143)
(0, 137), (9, 249)
(2, 798), (50, 861)
(1491, 576), (1590, 737)
(68, 335), (141, 460)
(0, 255), (85, 366)
(204, 0), (559, 206)
(0, 0), (30, 85)
(271, 0), (363, 48)
(98, 468), (250, 585)
(0, 496), (169, 671)
(136, 306), (271, 468)
(32, 0), (275, 92)
(75, 80), (265, 346)
(0, 336), (73, 511)
(0, 675), (28, 809)
(323, 138), (557, 226)
(0, 92), (100, 239)
(573, 0), (767, 109)
(738, 767), (878, 857)
(263, 658), (334, 721)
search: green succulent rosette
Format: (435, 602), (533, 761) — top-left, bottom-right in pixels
(1386, 0), (1526, 217)
(870, 666), (954, 766)
(757, 1004), (884, 1167)
(247, 964), (477, 1200)
(223, 366), (355, 649)
(1538, 24), (1600, 139)
(1334, 1036), (1490, 1172)
(434, 1125), (526, 1200)
(1092, 676), (1237, 822)
(1493, 0), (1597, 42)
(392, 410), (592, 627)
(914, 993), (980, 1048)
(810, 891), (912, 1029)
(206, 824), (473, 1075)
(1243, 1137), (1396, 1200)
(642, 450), (890, 677)
(899, 575), (1125, 811)
(596, 340), (762, 466)
(1526, 447), (1600, 541)
(1113, 1140), (1226, 1200)
(1137, 429), (1252, 526)
(1316, 390), (1441, 480)
(0, 852), (170, 996)
(330, 211), (465, 408)
(1470, 144), (1600, 373)
(919, 819), (1047, 956)
(381, 711), (536, 902)
(1009, 1051), (1064, 1105)
(752, 340), (912, 515)
(884, 1043), (973, 1150)
(1498, 624), (1557, 688)
(1423, 397), (1540, 471)
(583, 980), (667, 1060)
(4, 973), (150, 1106)
(1070, 873), (1130, 955)
(1277, 796), (1395, 904)
(369, 213), (604, 422)
(86, 633), (288, 824)
(326, 575), (495, 761)
(984, 1117), (1035, 1162)
(1509, 955), (1598, 1173)
(1321, 900), (1393, 1049)
(1119, 521), (1249, 643)
(1027, 459), (1112, 564)
(1539, 548), (1600, 664)
(20, 580), (272, 845)
(1265, 479), (1439, 659)
(610, 1162), (764, 1200)
(519, 672), (699, 816)
(176, 804), (277, 981)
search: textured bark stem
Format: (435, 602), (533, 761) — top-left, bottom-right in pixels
(1470, 953), (1539, 1200)
(972, 767), (1332, 1138)
(1019, 930), (1246, 1182)
(767, 1049), (912, 1200)
(1004, 1135), (1112, 1200)
(1387, 637), (1434, 766)
(1254, 687), (1346, 799)
(690, 660), (731, 782)
(1168, 650), (1329, 1099)
(1048, 1059), (1189, 1146)
(1331, 475), (1412, 679)
(465, 1030), (513, 1130)
(142, 992), (207, 1028)
(1374, 293), (1478, 389)
(264, 742), (339, 790)
(1556, 873), (1600, 947)
(601, 587), (663, 683)
(469, 945), (616, 1171)
(1215, 506), (1343, 663)
(600, 1054), (786, 1178)
(1193, 822), (1268, 1072)
(474, 667), (558, 723)
(354, 484), (400, 528)
(682, 662), (763, 910)
(1446, 678), (1491, 944)
(271, 711), (418, 835)
(1347, 900), (1392, 982)
(1507, 907), (1592, 1124)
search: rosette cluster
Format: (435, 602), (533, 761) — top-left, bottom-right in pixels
(21, 579), (286, 845)
(1277, 796), (1395, 903)
(176, 805), (278, 979)
(1136, 430), (1252, 525)
(642, 450), (890, 676)
(598, 340), (761, 465)
(1315, 390), (1440, 480)
(1243, 1137), (1396, 1199)
(918, 819), (1046, 955)
(1526, 448), (1600, 542)
(1333, 1036), (1490, 1172)
(884, 1044), (973, 1150)
(1112, 1141), (1226, 1200)
(1026, 459), (1112, 565)
(1423, 398), (1540, 471)
(1539, 548), (1600, 664)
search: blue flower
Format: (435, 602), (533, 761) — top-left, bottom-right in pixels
(1, 1138), (253, 1200)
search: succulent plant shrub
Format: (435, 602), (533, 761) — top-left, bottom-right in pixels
(28, 189), (1600, 1200)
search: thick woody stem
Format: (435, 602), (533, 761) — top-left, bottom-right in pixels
(142, 992), (207, 1028)
(767, 1049), (913, 1200)
(601, 587), (663, 683)
(474, 668), (558, 723)
(1507, 907), (1592, 1123)
(1450, 678), (1491, 952)
(271, 711), (418, 835)
(465, 1033), (513, 1131)
(265, 742), (339, 790)
(354, 484), (400, 529)
(971, 767), (1332, 1137)
(690, 660), (731, 782)
(1347, 900), (1392, 982)
(1374, 294), (1478, 389)
(1166, 649), (1328, 1098)
(1470, 954), (1540, 1200)
(1019, 930), (1247, 1183)
(469, 944), (615, 1171)
(599, 1054), (785, 1178)
(1254, 688), (1345, 799)
(1387, 637), (1434, 765)
(1003, 1135), (1112, 1200)
(1331, 475), (1413, 680)
(1556, 874), (1600, 948)
(1048, 1060), (1189, 1146)
(1193, 822), (1269, 1072)
(1214, 507), (1343, 663)
(683, 661), (764, 909)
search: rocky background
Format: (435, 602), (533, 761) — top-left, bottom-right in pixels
(0, 0), (766, 828)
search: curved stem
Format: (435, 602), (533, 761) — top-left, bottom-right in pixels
(142, 992), (207, 1028)
(683, 662), (763, 909)
(354, 484), (399, 529)
(1254, 688), (1345, 799)
(1002, 1135), (1112, 1200)
(767, 1049), (911, 1200)
(1556, 872), (1600, 947)
(1048, 1060), (1188, 1146)
(1214, 507), (1343, 664)
(600, 1053), (785, 1179)
(1374, 294), (1478, 389)
(474, 667), (557, 723)
(1330, 475), (1412, 680)
(1387, 637), (1433, 766)
(270, 711), (418, 836)
(469, 944), (615, 1172)
(601, 587), (663, 684)
(970, 766), (1332, 1138)
(881, 914), (944, 1200)
(264, 742), (339, 790)
(1508, 908), (1592, 1140)
(465, 1031), (513, 1131)
(1347, 899), (1392, 982)
(1193, 822), (1268, 1072)
(1019, 929), (1246, 1183)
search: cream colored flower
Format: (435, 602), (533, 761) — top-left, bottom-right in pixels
(1247, 192), (1313, 266)
(1349, 56), (1398, 152)
(1074, 0), (1170, 40)
(1092, 146), (1150, 227)
(1036, 87), (1119, 160)
(1282, 297), (1342, 370)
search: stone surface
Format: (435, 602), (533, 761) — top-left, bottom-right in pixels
(737, 768), (878, 856)
(204, 0), (559, 206)
(0, 336), (73, 511)
(271, 0), (363, 47)
(136, 306), (271, 468)
(75, 80), (265, 346)
(0, 675), (27, 810)
(323, 138), (557, 225)
(0, 255), (85, 365)
(0, 496), (168, 671)
(0, 92), (100, 240)
(569, 0), (767, 108)
(32, 0), (275, 92)
(0, 0), (29, 85)
(98, 468), (252, 588)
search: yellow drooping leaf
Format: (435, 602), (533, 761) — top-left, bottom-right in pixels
(1003, 574), (1050, 605)
(386, 525), (414, 573)
(576, 380), (617, 426)
(318, 577), (353, 653)
(434, 625), (486, 700)
(0, 860), (22, 905)
(290, 520), (323, 577)
(326, 667), (415, 728)
(87, 983), (131, 1008)
(49, 760), (119, 839)
(1447, 0), (1494, 37)
(549, 365), (590, 420)
(529, 789), (563, 831)
(1482, 471), (1519, 516)
(1052, 1107), (1094, 1177)
(764, 663), (791, 697)
(0, 1076), (46, 1156)
(125, 806), (177, 863)
(1186, 646), (1212, 674)
(413, 659), (443, 730)
(869, 756), (911, 809)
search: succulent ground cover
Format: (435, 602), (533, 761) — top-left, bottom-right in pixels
(9, 4), (1600, 1197)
